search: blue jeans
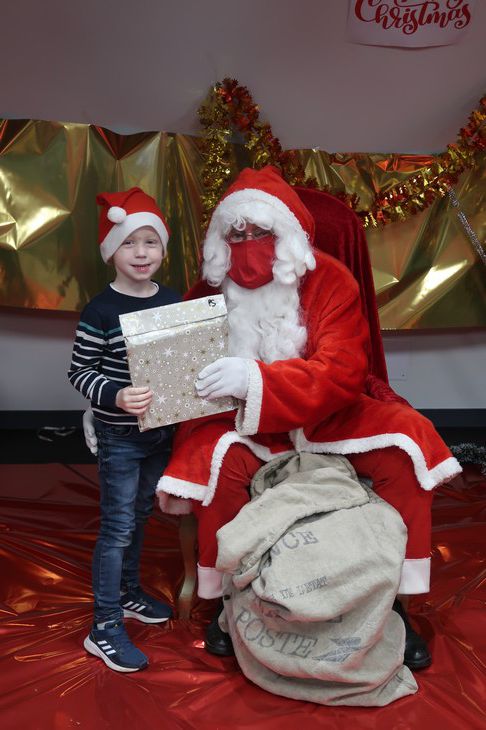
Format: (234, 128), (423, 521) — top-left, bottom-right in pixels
(92, 420), (172, 624)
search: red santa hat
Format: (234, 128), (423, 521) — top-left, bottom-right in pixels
(96, 187), (170, 263)
(207, 165), (315, 243)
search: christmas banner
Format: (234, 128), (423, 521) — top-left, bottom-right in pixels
(347, 0), (475, 47)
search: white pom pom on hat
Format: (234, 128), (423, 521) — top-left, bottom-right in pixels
(107, 206), (127, 224)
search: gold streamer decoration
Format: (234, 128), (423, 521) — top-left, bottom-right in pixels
(198, 78), (486, 229)
(197, 78), (358, 226)
(361, 99), (486, 228)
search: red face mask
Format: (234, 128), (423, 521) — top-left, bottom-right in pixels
(227, 235), (276, 289)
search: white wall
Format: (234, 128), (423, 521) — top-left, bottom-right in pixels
(0, 310), (86, 411)
(2, 1), (486, 153)
(1, 309), (485, 413)
(382, 330), (486, 409)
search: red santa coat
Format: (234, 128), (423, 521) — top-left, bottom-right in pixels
(157, 250), (461, 513)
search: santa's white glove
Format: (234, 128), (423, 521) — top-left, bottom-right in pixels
(82, 407), (98, 456)
(195, 357), (250, 400)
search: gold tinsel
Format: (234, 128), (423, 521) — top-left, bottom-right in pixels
(198, 79), (486, 228)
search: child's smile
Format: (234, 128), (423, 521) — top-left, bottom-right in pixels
(112, 226), (164, 294)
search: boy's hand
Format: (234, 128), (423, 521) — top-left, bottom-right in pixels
(116, 386), (153, 415)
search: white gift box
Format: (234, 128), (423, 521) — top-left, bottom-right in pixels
(119, 294), (236, 431)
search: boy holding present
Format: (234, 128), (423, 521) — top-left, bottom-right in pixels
(68, 187), (179, 672)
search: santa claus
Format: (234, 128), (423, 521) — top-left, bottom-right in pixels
(154, 165), (461, 668)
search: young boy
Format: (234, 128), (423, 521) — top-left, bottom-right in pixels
(68, 187), (180, 672)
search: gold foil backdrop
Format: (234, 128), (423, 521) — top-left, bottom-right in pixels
(0, 119), (485, 328)
(298, 149), (486, 329)
(0, 122), (203, 311)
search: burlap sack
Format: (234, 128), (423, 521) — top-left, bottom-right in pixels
(216, 453), (418, 706)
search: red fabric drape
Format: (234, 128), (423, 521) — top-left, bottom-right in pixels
(1, 462), (485, 727)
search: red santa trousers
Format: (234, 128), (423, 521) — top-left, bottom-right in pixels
(192, 444), (433, 599)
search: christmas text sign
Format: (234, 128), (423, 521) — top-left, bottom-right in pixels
(347, 0), (475, 47)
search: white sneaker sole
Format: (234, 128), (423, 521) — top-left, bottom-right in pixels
(83, 635), (148, 673)
(123, 608), (171, 624)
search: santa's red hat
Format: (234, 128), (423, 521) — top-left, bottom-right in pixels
(96, 187), (170, 262)
(209, 166), (315, 243)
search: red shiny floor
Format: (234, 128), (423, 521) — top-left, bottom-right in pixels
(0, 462), (485, 730)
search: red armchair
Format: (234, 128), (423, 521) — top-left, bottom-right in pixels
(295, 186), (410, 407)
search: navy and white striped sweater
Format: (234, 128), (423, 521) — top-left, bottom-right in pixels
(68, 284), (180, 425)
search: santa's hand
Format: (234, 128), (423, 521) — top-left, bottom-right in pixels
(82, 407), (98, 456)
(195, 357), (250, 400)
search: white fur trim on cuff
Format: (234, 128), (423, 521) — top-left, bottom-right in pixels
(157, 475), (207, 501)
(290, 429), (462, 491)
(398, 558), (430, 595)
(100, 211), (169, 262)
(427, 457), (463, 488)
(235, 360), (263, 436)
(197, 564), (224, 599)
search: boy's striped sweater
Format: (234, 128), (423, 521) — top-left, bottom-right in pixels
(68, 283), (180, 425)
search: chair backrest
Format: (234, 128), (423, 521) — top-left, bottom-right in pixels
(295, 186), (388, 383)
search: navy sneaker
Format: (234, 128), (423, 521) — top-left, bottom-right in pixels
(120, 587), (172, 624)
(84, 620), (148, 673)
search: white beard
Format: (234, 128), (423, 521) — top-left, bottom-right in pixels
(222, 277), (307, 364)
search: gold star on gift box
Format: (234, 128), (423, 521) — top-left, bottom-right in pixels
(119, 295), (236, 431)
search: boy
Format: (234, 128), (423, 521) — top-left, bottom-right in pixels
(68, 187), (180, 672)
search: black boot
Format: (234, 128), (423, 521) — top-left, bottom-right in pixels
(204, 600), (234, 657)
(393, 598), (431, 670)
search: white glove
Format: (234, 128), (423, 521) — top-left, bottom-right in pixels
(195, 357), (250, 400)
(82, 407), (98, 456)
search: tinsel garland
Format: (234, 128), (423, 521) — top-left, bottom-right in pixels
(450, 443), (486, 477)
(447, 188), (486, 268)
(363, 101), (486, 227)
(198, 78), (486, 230)
(197, 78), (358, 226)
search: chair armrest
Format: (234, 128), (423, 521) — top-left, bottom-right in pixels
(365, 374), (411, 407)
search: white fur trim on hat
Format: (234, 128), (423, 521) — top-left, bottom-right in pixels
(210, 188), (308, 239)
(100, 211), (169, 262)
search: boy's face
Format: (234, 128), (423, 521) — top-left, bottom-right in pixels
(112, 227), (164, 283)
